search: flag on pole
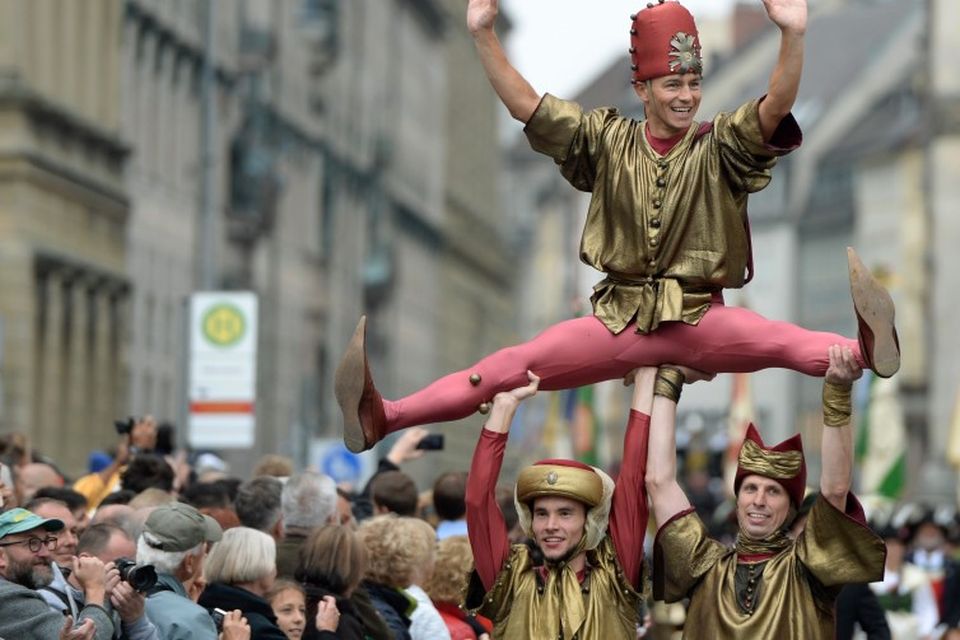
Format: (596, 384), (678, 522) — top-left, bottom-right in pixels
(855, 373), (907, 499)
(570, 386), (600, 466)
(539, 386), (600, 464)
(947, 383), (960, 469)
(541, 391), (572, 460)
(724, 372), (755, 493)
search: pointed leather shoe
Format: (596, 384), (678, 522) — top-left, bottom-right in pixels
(335, 316), (387, 453)
(848, 247), (900, 378)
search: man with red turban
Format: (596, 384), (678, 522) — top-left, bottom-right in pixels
(335, 0), (900, 454)
(646, 346), (886, 637)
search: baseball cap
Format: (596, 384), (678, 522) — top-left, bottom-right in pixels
(0, 508), (64, 539)
(143, 502), (223, 552)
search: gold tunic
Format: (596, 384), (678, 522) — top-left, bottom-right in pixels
(524, 95), (798, 334)
(653, 497), (886, 639)
(465, 537), (641, 640)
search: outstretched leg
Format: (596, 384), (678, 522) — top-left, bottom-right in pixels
(337, 249), (898, 451)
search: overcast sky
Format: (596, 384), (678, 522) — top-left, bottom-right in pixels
(500, 0), (739, 97)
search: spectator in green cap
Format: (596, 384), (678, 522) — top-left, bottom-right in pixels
(0, 508), (114, 639)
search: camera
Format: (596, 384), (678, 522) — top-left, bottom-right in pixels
(211, 608), (229, 632)
(114, 417), (137, 435)
(115, 558), (158, 592)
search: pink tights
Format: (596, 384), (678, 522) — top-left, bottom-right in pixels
(384, 302), (860, 432)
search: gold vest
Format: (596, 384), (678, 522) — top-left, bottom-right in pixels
(467, 537), (641, 640)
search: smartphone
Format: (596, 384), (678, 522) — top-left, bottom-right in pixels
(415, 434), (444, 451)
(211, 608), (229, 632)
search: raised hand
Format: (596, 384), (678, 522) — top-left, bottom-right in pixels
(493, 370), (540, 407)
(762, 0), (807, 34)
(824, 344), (862, 386)
(467, 0), (499, 35)
(72, 556), (107, 595)
(386, 427), (429, 465)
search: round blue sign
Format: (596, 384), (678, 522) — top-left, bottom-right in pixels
(320, 443), (363, 485)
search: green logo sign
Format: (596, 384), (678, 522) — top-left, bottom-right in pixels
(202, 303), (246, 347)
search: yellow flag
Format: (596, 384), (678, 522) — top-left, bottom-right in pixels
(948, 385), (960, 468)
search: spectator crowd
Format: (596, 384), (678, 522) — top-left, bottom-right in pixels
(0, 415), (958, 639)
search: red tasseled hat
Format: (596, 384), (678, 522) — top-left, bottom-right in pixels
(734, 424), (807, 508)
(629, 0), (703, 83)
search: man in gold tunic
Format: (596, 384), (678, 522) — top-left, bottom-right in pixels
(646, 346), (887, 638)
(335, 0), (900, 454)
(462, 368), (669, 639)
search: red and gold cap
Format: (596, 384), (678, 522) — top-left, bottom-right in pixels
(629, 0), (703, 83)
(734, 424), (807, 508)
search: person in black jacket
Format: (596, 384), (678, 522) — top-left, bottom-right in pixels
(835, 583), (892, 640)
(198, 526), (287, 640)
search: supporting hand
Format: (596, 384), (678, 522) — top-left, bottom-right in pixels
(467, 0), (499, 36)
(484, 371), (540, 435)
(674, 365), (716, 384)
(492, 370), (541, 409)
(825, 344), (862, 386)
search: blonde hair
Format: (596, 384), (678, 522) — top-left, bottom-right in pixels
(357, 514), (436, 588)
(423, 535), (474, 604)
(253, 454), (294, 478)
(297, 525), (367, 596)
(203, 526), (276, 585)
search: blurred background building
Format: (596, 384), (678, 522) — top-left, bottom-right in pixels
(507, 0), (960, 503)
(0, 0), (957, 503)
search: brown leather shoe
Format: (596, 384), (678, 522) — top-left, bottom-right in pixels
(335, 316), (387, 453)
(848, 247), (900, 378)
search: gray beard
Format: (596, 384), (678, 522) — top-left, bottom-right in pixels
(10, 561), (53, 590)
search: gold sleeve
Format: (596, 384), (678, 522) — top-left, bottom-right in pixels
(523, 93), (622, 193)
(796, 495), (887, 587)
(653, 511), (729, 603)
(712, 99), (797, 194)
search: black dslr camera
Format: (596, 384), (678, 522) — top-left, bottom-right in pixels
(114, 416), (137, 435)
(115, 558), (158, 592)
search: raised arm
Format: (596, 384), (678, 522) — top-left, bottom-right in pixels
(757, 0), (807, 141)
(819, 345), (861, 510)
(467, 0), (541, 123)
(466, 371), (540, 590)
(608, 367), (655, 589)
(645, 366), (716, 528)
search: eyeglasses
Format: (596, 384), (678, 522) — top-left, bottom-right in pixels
(0, 536), (59, 553)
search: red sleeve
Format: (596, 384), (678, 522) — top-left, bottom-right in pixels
(608, 409), (651, 590)
(465, 429), (511, 591)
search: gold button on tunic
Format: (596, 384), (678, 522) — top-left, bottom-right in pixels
(524, 94), (800, 335)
